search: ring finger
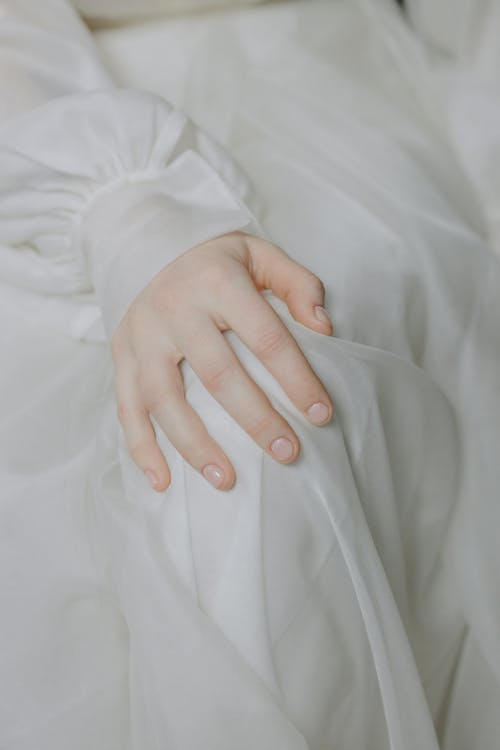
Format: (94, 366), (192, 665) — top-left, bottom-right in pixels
(134, 347), (237, 491)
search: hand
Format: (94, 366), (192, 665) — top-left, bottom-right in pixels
(111, 230), (334, 492)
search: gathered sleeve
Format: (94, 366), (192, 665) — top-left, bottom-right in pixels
(0, 0), (265, 339)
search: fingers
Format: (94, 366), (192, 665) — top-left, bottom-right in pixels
(178, 314), (301, 464)
(130, 341), (237, 492)
(245, 235), (334, 335)
(113, 231), (336, 494)
(220, 279), (334, 425)
(114, 355), (171, 492)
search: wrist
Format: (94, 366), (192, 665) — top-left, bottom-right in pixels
(76, 150), (265, 339)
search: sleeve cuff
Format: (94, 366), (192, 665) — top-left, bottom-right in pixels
(0, 89), (268, 340)
(76, 147), (267, 339)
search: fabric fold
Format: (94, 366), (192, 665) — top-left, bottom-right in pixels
(0, 87), (266, 338)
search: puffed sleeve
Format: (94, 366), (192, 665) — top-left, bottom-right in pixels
(0, 1), (265, 339)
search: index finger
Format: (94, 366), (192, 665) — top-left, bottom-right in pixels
(220, 283), (334, 425)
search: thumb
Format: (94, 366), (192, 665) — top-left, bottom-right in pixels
(246, 235), (334, 335)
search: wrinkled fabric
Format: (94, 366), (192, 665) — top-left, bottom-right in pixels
(0, 1), (263, 340)
(0, 87), (263, 337)
(0, 1), (500, 749)
(74, 0), (264, 23)
(378, 0), (500, 254)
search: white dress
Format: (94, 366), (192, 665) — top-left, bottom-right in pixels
(0, 1), (499, 748)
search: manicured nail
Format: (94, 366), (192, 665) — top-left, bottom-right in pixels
(202, 463), (225, 489)
(306, 401), (331, 425)
(314, 305), (333, 330)
(144, 469), (159, 489)
(269, 436), (295, 461)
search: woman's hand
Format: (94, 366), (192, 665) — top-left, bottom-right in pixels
(111, 230), (334, 492)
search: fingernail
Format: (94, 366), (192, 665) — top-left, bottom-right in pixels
(269, 436), (295, 461)
(314, 305), (333, 329)
(202, 463), (225, 489)
(144, 469), (159, 489)
(306, 401), (331, 425)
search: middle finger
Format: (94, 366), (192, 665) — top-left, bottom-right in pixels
(220, 283), (334, 425)
(177, 314), (301, 463)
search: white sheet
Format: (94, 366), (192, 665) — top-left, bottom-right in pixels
(1, 1), (499, 748)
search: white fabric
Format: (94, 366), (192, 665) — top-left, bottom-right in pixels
(0, 88), (263, 338)
(74, 0), (264, 22)
(1, 1), (500, 749)
(0, 3), (264, 340)
(387, 0), (500, 254)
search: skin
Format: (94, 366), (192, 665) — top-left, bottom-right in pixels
(111, 230), (334, 492)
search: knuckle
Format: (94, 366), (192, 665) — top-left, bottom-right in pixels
(203, 360), (236, 393)
(126, 300), (151, 336)
(144, 388), (169, 413)
(308, 271), (325, 296)
(255, 325), (288, 360)
(140, 375), (170, 412)
(155, 284), (184, 317)
(246, 411), (276, 441)
(129, 439), (154, 466)
(201, 260), (234, 291)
